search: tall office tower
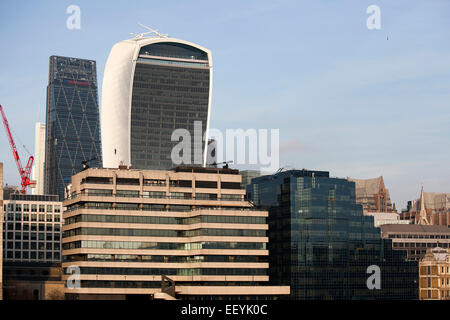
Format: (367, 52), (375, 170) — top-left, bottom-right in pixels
(101, 33), (212, 170)
(247, 169), (418, 300)
(45, 56), (102, 200)
(62, 166), (289, 300)
(32, 123), (46, 195)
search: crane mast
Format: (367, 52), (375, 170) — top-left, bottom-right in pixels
(0, 104), (34, 193)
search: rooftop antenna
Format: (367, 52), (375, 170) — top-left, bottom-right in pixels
(130, 22), (169, 39)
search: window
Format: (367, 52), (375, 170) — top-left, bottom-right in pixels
(39, 205), (45, 212)
(31, 204), (37, 212)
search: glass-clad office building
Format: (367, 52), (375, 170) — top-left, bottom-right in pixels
(101, 37), (212, 170)
(45, 56), (102, 200)
(246, 169), (418, 300)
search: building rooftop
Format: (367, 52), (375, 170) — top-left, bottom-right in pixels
(380, 224), (450, 233)
(251, 169), (330, 183)
(347, 176), (384, 196)
(6, 193), (60, 202)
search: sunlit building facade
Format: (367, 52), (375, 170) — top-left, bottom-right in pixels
(101, 35), (212, 171)
(62, 166), (289, 300)
(247, 169), (418, 300)
(45, 56), (102, 200)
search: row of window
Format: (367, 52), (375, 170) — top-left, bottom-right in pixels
(4, 241), (60, 250)
(66, 203), (255, 213)
(64, 214), (265, 226)
(4, 223), (61, 231)
(5, 212), (61, 222)
(4, 232), (60, 241)
(3, 251), (60, 260)
(393, 242), (450, 248)
(63, 240), (267, 251)
(63, 227), (266, 238)
(76, 281), (261, 289)
(80, 180), (241, 190)
(71, 267), (267, 276)
(388, 234), (450, 239)
(64, 254), (266, 263)
(4, 203), (61, 213)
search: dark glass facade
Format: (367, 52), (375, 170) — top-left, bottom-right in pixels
(130, 42), (210, 170)
(45, 56), (102, 200)
(246, 170), (418, 300)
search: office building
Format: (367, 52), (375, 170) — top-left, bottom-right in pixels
(347, 176), (395, 213)
(247, 169), (418, 300)
(380, 224), (450, 262)
(62, 166), (289, 300)
(240, 170), (262, 190)
(364, 212), (411, 228)
(400, 188), (450, 227)
(45, 56), (102, 200)
(101, 33), (212, 171)
(32, 122), (46, 195)
(2, 193), (62, 263)
(419, 247), (450, 300)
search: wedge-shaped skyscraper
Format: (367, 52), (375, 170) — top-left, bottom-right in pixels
(101, 34), (212, 170)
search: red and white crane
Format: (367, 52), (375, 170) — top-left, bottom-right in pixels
(0, 104), (35, 193)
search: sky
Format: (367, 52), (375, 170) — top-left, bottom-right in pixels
(0, 0), (449, 209)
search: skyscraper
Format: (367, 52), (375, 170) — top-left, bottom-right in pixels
(32, 122), (46, 195)
(101, 33), (212, 170)
(44, 56), (102, 200)
(247, 169), (418, 299)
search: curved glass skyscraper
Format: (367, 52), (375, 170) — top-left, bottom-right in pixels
(101, 35), (212, 170)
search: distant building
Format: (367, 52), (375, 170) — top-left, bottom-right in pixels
(364, 212), (411, 228)
(101, 35), (212, 170)
(45, 56), (102, 200)
(240, 170), (262, 189)
(419, 247), (450, 300)
(380, 224), (450, 262)
(247, 169), (418, 300)
(2, 193), (62, 263)
(32, 122), (46, 195)
(400, 188), (450, 227)
(62, 166), (289, 300)
(347, 176), (395, 213)
(2, 262), (64, 300)
(3, 185), (19, 200)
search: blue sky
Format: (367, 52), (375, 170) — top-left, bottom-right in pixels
(0, 0), (449, 209)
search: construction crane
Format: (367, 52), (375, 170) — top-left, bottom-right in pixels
(0, 104), (35, 193)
